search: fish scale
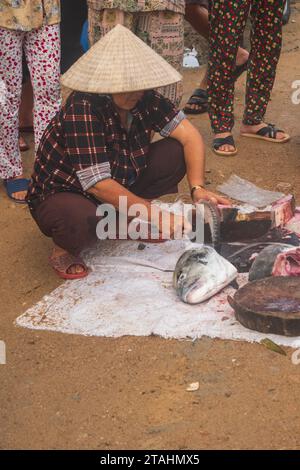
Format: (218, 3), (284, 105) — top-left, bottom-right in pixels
(197, 200), (221, 251)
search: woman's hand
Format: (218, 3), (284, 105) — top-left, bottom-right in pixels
(168, 211), (193, 239)
(151, 207), (192, 240)
(192, 187), (232, 206)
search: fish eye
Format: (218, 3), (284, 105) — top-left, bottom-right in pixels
(178, 272), (187, 282)
(197, 255), (208, 265)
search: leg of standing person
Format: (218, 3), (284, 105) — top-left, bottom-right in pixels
(0, 27), (30, 201)
(19, 54), (33, 152)
(184, 0), (249, 114)
(23, 24), (62, 153)
(208, 0), (251, 155)
(184, 0), (210, 114)
(19, 57), (33, 132)
(135, 11), (184, 107)
(240, 0), (289, 142)
(19, 79), (33, 151)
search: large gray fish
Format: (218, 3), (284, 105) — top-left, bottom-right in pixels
(173, 246), (238, 304)
(249, 244), (300, 281)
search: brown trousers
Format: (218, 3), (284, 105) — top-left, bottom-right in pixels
(30, 138), (186, 255)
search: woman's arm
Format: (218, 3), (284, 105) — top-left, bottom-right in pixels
(169, 118), (231, 205)
(88, 179), (189, 238)
(88, 178), (151, 212)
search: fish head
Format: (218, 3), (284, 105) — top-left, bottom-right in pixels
(174, 246), (237, 304)
(174, 247), (213, 303)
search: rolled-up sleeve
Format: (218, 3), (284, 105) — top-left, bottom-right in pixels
(148, 91), (185, 137)
(160, 110), (186, 137)
(64, 99), (111, 191)
(76, 162), (111, 191)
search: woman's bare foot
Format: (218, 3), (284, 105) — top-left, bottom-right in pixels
(50, 245), (86, 275)
(240, 122), (287, 141)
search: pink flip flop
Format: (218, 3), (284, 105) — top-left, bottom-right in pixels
(49, 253), (89, 279)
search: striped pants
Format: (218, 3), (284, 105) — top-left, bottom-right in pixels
(208, 0), (284, 133)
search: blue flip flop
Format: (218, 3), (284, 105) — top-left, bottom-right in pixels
(4, 178), (30, 204)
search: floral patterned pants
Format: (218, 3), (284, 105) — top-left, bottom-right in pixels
(88, 8), (184, 107)
(0, 24), (61, 179)
(208, 0), (284, 133)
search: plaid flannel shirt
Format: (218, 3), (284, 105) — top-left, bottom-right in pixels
(27, 90), (185, 206)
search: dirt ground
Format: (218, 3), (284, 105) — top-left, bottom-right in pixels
(1, 6), (300, 451)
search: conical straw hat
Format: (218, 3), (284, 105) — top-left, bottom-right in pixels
(61, 24), (182, 93)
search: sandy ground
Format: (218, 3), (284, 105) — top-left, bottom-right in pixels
(1, 6), (300, 450)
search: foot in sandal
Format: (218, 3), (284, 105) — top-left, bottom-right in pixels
(4, 175), (30, 203)
(184, 49), (249, 115)
(213, 132), (237, 156)
(183, 87), (208, 115)
(49, 245), (89, 279)
(240, 122), (290, 143)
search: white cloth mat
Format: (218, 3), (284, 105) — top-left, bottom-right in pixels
(16, 240), (300, 348)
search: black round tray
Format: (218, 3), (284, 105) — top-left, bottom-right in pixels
(228, 277), (300, 336)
